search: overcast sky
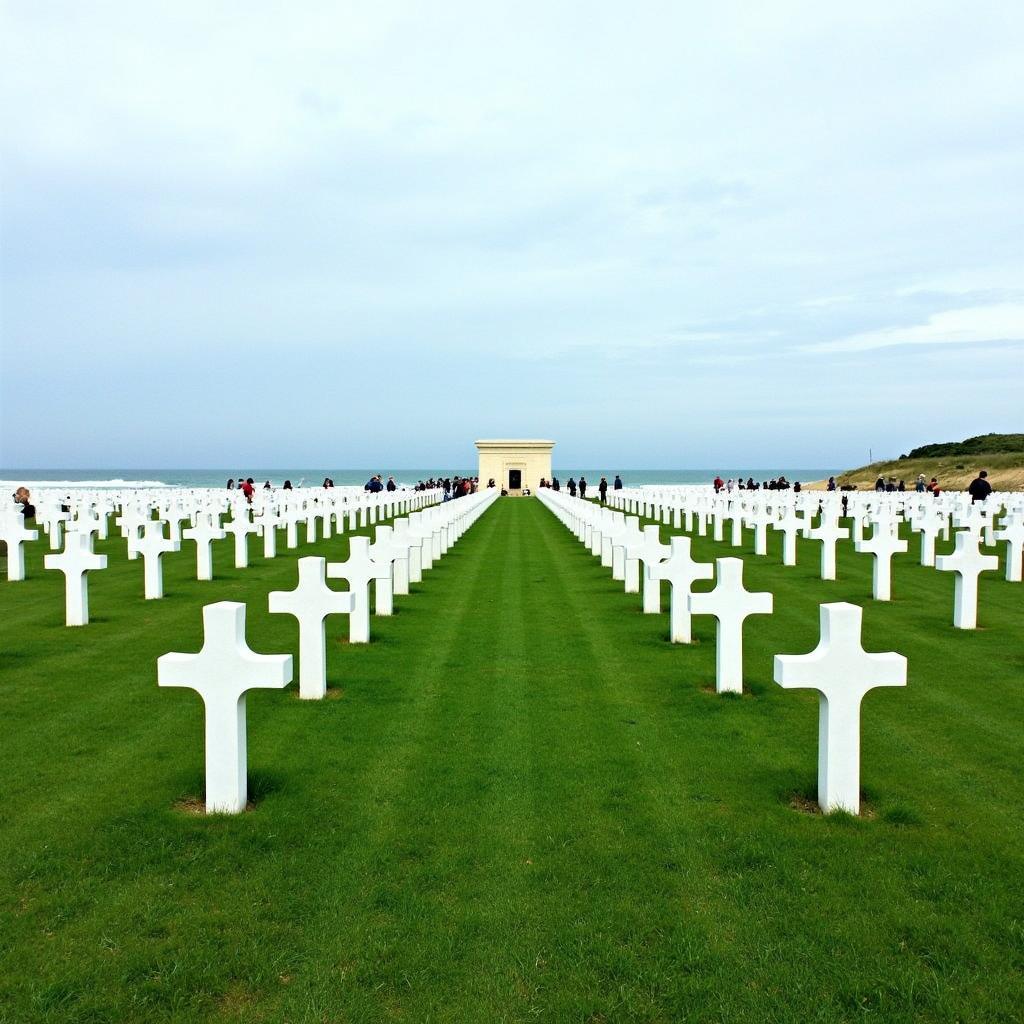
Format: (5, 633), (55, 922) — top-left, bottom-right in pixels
(2, 1), (1022, 469)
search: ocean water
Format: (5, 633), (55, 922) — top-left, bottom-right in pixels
(0, 468), (838, 490)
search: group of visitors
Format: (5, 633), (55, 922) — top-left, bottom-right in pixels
(227, 477), (289, 496)
(443, 476), (477, 499)
(713, 476), (796, 493)
(226, 477), (259, 503)
(535, 474), (624, 504)
(363, 475), (398, 492)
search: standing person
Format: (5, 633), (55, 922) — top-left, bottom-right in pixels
(386, 476), (397, 492)
(227, 478), (235, 490)
(827, 476), (837, 491)
(579, 476), (588, 499)
(875, 476), (885, 491)
(967, 470), (992, 503)
(263, 480), (272, 490)
(567, 477), (577, 497)
(713, 474), (724, 493)
(915, 474), (926, 493)
(599, 476), (608, 503)
(13, 487), (35, 518)
(927, 477), (940, 496)
(552, 477), (560, 491)
(613, 474), (623, 490)
(283, 480), (293, 490)
(240, 477), (255, 503)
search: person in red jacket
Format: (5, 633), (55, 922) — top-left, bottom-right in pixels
(240, 477), (255, 503)
(713, 475), (724, 493)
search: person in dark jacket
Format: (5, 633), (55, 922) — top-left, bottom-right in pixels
(598, 477), (608, 503)
(579, 477), (587, 499)
(967, 470), (992, 503)
(567, 477), (577, 497)
(386, 476), (397, 492)
(613, 475), (623, 490)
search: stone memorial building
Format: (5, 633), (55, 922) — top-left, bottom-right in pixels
(475, 439), (555, 496)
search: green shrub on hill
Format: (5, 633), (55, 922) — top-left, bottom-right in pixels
(900, 432), (1024, 459)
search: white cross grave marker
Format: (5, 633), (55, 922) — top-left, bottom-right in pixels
(914, 513), (945, 567)
(224, 511), (259, 569)
(650, 535), (713, 643)
(135, 519), (180, 599)
(854, 521), (907, 601)
(746, 505), (771, 557)
(807, 511), (849, 581)
(934, 530), (999, 629)
(0, 513), (39, 581)
(259, 509), (281, 559)
(326, 536), (390, 643)
(369, 526), (398, 616)
(994, 516), (1024, 583)
(44, 530), (108, 625)
(774, 602), (906, 814)
(393, 518), (423, 584)
(772, 506), (803, 566)
(182, 513), (226, 581)
(157, 602), (291, 813)
(635, 525), (671, 614)
(689, 558), (773, 693)
(269, 557), (354, 699)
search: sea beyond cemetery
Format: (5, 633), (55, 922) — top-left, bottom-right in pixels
(0, 467), (838, 491)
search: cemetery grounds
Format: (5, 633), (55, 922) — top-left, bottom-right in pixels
(1, 497), (1022, 1022)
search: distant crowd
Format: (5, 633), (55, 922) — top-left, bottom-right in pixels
(712, 476), (802, 493)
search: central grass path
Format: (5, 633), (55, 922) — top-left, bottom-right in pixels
(2, 497), (1022, 1022)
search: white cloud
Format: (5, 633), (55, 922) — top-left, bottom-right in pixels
(806, 303), (1024, 354)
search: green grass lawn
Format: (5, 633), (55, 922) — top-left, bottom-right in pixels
(1, 498), (1022, 1023)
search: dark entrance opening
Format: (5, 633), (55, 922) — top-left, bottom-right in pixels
(508, 469), (522, 490)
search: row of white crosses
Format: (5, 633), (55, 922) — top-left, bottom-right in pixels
(608, 485), (1023, 630)
(3, 486), (444, 625)
(539, 489), (907, 815)
(157, 490), (498, 813)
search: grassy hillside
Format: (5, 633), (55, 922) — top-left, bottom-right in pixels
(810, 433), (1024, 490)
(2, 499), (1023, 1021)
